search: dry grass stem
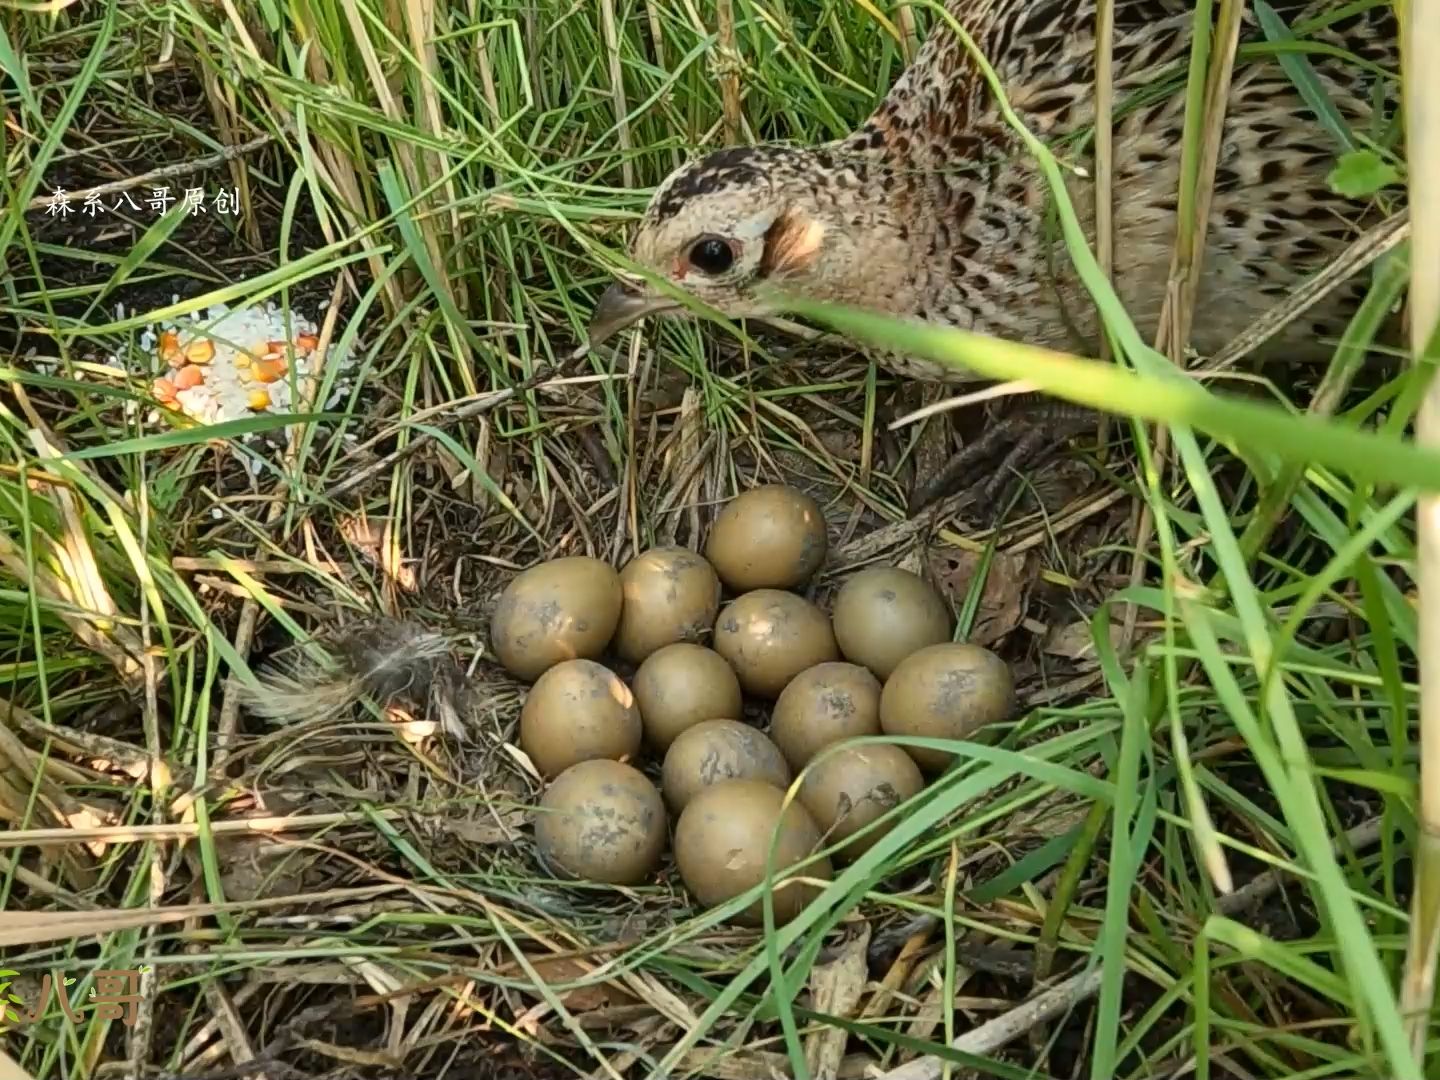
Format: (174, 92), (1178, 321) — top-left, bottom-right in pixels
(1399, 0), (1440, 1059)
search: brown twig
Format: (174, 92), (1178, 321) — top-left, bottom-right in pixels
(18, 132), (276, 212)
(0, 809), (407, 848)
(715, 0), (743, 143)
(1091, 0), (1116, 462)
(315, 366), (588, 505)
(1120, 0), (1247, 654)
(1204, 210), (1409, 373)
(600, 0), (635, 187)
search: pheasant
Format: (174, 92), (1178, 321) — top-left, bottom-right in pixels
(584, 0), (1400, 512)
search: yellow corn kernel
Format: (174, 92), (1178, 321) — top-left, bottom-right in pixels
(247, 389), (272, 410)
(159, 330), (183, 367)
(252, 358), (287, 383)
(173, 365), (204, 390)
(184, 338), (215, 364)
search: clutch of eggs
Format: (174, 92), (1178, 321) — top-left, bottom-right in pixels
(505, 484), (1018, 924)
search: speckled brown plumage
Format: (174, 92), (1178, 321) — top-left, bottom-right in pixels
(586, 0), (1400, 385)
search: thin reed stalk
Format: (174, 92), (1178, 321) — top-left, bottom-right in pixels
(1399, 0), (1440, 1064)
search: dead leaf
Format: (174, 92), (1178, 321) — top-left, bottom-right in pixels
(513, 1003), (544, 1038)
(817, 429), (861, 461)
(339, 514), (386, 556)
(926, 546), (1035, 646)
(448, 807), (525, 846)
(339, 515), (417, 591)
(1043, 619), (1102, 660)
(639, 369), (690, 414)
(675, 1049), (878, 1080)
(805, 922), (871, 1080)
(523, 956), (635, 1013)
(502, 742), (543, 782)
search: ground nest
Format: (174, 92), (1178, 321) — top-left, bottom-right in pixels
(0, 260), (1320, 1078)
(2, 207), (1155, 1076)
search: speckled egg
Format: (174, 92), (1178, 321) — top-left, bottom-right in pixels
(673, 779), (832, 925)
(798, 743), (924, 862)
(769, 661), (882, 770)
(879, 643), (1015, 771)
(704, 485), (828, 591)
(534, 759), (667, 885)
(518, 659), (642, 778)
(660, 719), (792, 813)
(489, 557), (623, 681)
(632, 643), (743, 751)
(713, 589), (839, 699)
(613, 546), (722, 663)
(831, 566), (953, 679)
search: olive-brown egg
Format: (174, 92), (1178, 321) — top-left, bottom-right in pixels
(632, 643), (743, 751)
(519, 659), (642, 778)
(798, 744), (924, 862)
(673, 779), (832, 925)
(831, 567), (953, 680)
(613, 547), (722, 663)
(879, 643), (1015, 771)
(490, 556), (622, 681)
(534, 759), (667, 885)
(713, 589), (839, 699)
(770, 661), (882, 770)
(660, 719), (791, 813)
(704, 485), (828, 591)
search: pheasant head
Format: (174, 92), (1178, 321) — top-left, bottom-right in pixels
(585, 143), (921, 348)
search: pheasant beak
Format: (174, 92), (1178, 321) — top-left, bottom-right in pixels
(586, 278), (678, 347)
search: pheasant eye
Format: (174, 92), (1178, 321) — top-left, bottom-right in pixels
(688, 237), (735, 275)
